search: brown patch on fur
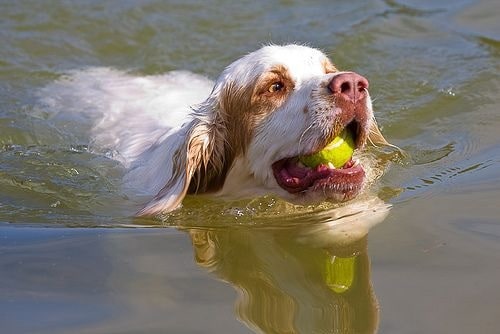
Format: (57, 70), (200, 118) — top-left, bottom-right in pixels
(193, 82), (256, 195)
(187, 65), (295, 194)
(322, 58), (338, 74)
(253, 65), (295, 106)
(137, 119), (216, 215)
(142, 64), (298, 206)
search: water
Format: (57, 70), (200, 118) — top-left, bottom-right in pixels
(1, 0), (499, 333)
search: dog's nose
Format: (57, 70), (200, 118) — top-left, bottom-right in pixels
(329, 72), (369, 103)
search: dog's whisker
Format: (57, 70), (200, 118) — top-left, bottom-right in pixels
(298, 123), (315, 156)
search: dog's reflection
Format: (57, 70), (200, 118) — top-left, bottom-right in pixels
(185, 201), (389, 334)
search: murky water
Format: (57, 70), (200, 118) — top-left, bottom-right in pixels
(1, 0), (499, 333)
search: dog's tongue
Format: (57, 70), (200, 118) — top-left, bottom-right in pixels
(273, 157), (364, 195)
(287, 162), (310, 178)
(274, 160), (337, 193)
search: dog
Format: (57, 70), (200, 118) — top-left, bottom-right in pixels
(40, 44), (391, 216)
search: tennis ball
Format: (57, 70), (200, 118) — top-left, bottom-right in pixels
(325, 256), (356, 293)
(299, 129), (355, 168)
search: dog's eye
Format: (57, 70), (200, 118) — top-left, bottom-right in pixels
(268, 82), (284, 93)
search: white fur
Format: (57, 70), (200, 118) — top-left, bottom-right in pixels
(39, 68), (213, 200)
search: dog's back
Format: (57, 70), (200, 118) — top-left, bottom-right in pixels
(38, 68), (213, 167)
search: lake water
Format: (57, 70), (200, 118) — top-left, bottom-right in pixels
(1, 0), (499, 333)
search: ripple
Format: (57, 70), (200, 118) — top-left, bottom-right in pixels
(149, 194), (391, 234)
(453, 219), (500, 241)
(407, 142), (455, 166)
(400, 142), (499, 201)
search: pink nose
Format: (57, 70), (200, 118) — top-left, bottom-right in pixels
(328, 72), (369, 102)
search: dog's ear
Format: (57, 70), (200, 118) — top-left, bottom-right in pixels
(136, 110), (230, 217)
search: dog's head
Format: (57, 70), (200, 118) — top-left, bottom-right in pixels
(138, 44), (390, 216)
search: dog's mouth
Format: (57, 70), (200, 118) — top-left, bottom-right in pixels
(272, 122), (366, 202)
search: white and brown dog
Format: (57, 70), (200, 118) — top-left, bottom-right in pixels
(41, 44), (391, 216)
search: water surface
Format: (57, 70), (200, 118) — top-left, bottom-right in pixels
(1, 0), (499, 333)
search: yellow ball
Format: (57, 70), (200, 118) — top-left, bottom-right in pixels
(325, 256), (356, 293)
(299, 129), (355, 168)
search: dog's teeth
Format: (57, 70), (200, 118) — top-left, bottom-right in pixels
(353, 159), (360, 167)
(327, 162), (335, 169)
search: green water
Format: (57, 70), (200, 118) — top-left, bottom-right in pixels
(1, 0), (500, 333)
